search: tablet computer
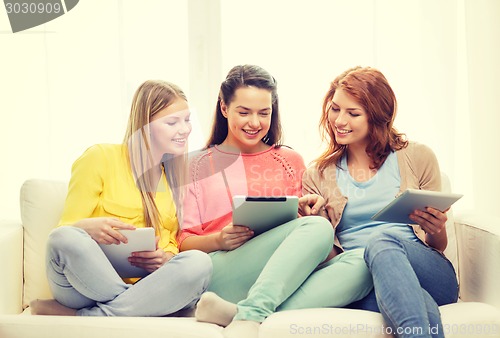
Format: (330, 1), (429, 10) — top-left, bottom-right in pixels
(232, 195), (299, 235)
(98, 227), (156, 278)
(371, 189), (463, 224)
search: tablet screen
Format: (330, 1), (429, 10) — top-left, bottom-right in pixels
(98, 227), (155, 278)
(371, 189), (463, 224)
(232, 195), (299, 235)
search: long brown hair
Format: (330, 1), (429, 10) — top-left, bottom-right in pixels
(123, 80), (188, 233)
(205, 64), (283, 148)
(315, 66), (408, 174)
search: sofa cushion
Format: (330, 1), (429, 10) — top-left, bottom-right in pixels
(0, 315), (223, 338)
(20, 179), (67, 308)
(439, 302), (500, 337)
(0, 222), (23, 314)
(259, 302), (500, 338)
(455, 212), (500, 309)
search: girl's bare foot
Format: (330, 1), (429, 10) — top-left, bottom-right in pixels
(30, 299), (77, 316)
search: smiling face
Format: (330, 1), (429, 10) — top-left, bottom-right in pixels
(149, 98), (191, 157)
(328, 88), (370, 150)
(220, 86), (272, 153)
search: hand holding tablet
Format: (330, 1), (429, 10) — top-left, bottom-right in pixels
(232, 195), (299, 236)
(371, 189), (463, 224)
(98, 227), (156, 278)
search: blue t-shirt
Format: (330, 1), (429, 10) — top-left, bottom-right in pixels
(336, 151), (418, 251)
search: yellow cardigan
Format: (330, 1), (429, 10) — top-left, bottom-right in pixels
(58, 144), (179, 255)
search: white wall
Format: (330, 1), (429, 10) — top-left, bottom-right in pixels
(1, 0), (498, 221)
(0, 1), (191, 220)
(218, 0), (493, 211)
(464, 0), (500, 214)
(220, 0), (377, 165)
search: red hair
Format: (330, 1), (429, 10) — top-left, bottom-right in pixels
(315, 66), (408, 174)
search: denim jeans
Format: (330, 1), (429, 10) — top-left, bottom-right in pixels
(46, 226), (212, 316)
(363, 231), (459, 338)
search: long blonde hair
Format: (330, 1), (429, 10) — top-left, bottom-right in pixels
(123, 80), (188, 233)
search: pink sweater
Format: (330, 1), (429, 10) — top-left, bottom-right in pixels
(179, 145), (306, 245)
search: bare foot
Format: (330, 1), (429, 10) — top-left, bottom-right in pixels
(30, 299), (77, 316)
(195, 292), (237, 326)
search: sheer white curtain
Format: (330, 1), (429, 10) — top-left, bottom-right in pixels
(461, 0), (500, 214)
(0, 1), (192, 219)
(1, 0), (498, 220)
(208, 0), (499, 213)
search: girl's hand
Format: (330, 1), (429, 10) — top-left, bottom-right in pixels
(73, 217), (136, 245)
(128, 236), (175, 273)
(409, 207), (449, 235)
(216, 223), (253, 251)
(299, 194), (325, 216)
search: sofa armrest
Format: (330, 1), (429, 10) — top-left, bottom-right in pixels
(454, 211), (500, 310)
(0, 220), (23, 314)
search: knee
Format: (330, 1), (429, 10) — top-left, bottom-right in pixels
(177, 250), (213, 287)
(188, 250), (213, 277)
(300, 216), (334, 243)
(363, 231), (403, 265)
(47, 226), (89, 256)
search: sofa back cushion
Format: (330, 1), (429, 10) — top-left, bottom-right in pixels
(20, 179), (67, 309)
(441, 173), (459, 276)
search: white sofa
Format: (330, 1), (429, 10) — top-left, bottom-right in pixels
(0, 177), (499, 338)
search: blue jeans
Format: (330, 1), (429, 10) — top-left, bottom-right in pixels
(362, 232), (458, 338)
(46, 226), (212, 316)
